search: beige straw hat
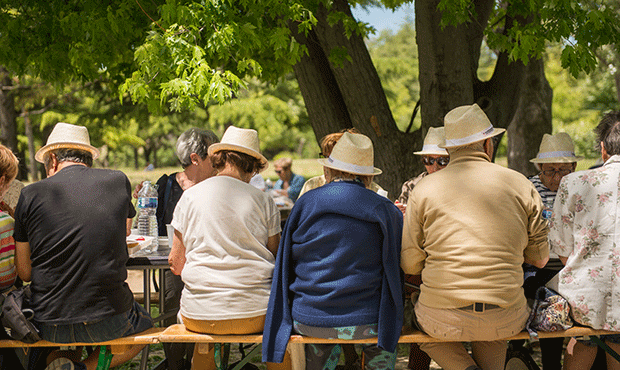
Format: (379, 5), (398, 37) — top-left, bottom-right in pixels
(440, 104), (505, 148)
(208, 126), (268, 170)
(318, 132), (382, 176)
(530, 132), (583, 163)
(413, 127), (448, 156)
(35, 122), (100, 163)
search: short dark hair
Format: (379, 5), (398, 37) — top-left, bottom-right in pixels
(596, 111), (620, 156)
(44, 148), (93, 169)
(210, 150), (265, 174)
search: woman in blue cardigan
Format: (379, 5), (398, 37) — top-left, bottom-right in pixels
(262, 132), (403, 370)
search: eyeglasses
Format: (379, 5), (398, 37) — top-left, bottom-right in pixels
(541, 169), (572, 177)
(422, 157), (449, 167)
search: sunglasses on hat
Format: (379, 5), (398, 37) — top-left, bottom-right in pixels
(422, 157), (449, 167)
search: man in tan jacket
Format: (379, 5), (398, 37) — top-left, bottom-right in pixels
(401, 104), (549, 370)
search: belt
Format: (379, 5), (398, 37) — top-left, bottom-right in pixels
(459, 303), (500, 313)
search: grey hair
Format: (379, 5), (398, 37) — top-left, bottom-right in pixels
(175, 128), (219, 168)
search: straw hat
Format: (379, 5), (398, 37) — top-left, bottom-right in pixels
(530, 133), (583, 163)
(35, 122), (100, 163)
(208, 126), (268, 169)
(440, 104), (505, 148)
(413, 127), (448, 156)
(318, 132), (382, 176)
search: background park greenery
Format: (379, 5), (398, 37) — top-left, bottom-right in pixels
(1, 1), (619, 197)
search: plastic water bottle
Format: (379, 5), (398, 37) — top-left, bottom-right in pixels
(137, 181), (158, 249)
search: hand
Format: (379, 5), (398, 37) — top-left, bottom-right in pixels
(132, 181), (145, 199)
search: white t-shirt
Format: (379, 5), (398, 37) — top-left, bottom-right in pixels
(172, 175), (281, 320)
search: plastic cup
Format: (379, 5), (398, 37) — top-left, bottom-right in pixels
(166, 224), (174, 248)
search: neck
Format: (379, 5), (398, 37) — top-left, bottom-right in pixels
(181, 166), (208, 188)
(217, 163), (252, 183)
(48, 161), (86, 177)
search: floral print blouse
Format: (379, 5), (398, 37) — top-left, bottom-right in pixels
(549, 155), (620, 331)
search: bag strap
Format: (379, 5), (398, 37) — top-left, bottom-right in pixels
(162, 174), (174, 212)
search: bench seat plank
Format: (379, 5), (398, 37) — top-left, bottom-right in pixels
(158, 324), (618, 344)
(0, 327), (163, 349)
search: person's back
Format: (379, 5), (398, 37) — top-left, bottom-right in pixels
(15, 165), (134, 323)
(406, 148), (548, 309)
(174, 175), (279, 321)
(14, 123), (152, 369)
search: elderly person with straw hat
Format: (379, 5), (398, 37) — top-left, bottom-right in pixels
(14, 122), (153, 370)
(395, 127), (449, 214)
(529, 132), (582, 210)
(263, 132), (403, 370)
(517, 132), (581, 370)
(401, 104), (549, 370)
(168, 125), (289, 370)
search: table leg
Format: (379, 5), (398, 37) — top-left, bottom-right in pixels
(139, 270), (151, 370)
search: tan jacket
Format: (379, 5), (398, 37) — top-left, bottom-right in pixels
(401, 149), (549, 309)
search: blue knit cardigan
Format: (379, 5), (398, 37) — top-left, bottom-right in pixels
(262, 181), (404, 362)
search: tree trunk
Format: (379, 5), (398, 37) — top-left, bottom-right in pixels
(417, 0), (551, 173)
(0, 67), (27, 179)
(289, 23), (353, 140)
(506, 57), (553, 176)
(24, 115), (39, 181)
(300, 0), (421, 198)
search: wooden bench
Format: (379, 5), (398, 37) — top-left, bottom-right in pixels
(158, 324), (619, 370)
(158, 323), (615, 344)
(0, 327), (164, 370)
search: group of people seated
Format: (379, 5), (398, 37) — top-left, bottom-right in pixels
(0, 104), (619, 370)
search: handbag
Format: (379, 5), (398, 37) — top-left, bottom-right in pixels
(1, 285), (41, 343)
(525, 286), (573, 337)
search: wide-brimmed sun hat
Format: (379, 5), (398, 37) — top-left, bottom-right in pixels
(35, 122), (100, 163)
(208, 126), (268, 170)
(530, 132), (583, 164)
(413, 127), (448, 156)
(318, 132), (382, 176)
(440, 104), (505, 148)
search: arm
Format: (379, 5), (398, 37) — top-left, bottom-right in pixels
(287, 174), (305, 201)
(266, 234), (281, 258)
(559, 256), (568, 265)
(168, 229), (186, 275)
(126, 218), (133, 236)
(15, 241), (32, 282)
(524, 255), (549, 269)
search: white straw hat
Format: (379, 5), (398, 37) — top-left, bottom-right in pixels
(440, 104), (505, 148)
(35, 122), (100, 163)
(318, 132), (382, 176)
(208, 126), (268, 170)
(530, 132), (583, 163)
(413, 127), (448, 156)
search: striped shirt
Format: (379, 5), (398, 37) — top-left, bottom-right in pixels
(528, 175), (556, 209)
(0, 211), (16, 293)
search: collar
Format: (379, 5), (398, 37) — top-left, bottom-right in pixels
(446, 148), (492, 165)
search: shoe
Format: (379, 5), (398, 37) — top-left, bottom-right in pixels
(45, 358), (87, 370)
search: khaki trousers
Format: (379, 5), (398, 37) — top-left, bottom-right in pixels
(415, 301), (530, 370)
(182, 315), (291, 370)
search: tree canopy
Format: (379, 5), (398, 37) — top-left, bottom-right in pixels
(1, 0), (620, 196)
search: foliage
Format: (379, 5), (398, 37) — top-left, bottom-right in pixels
(474, 0), (620, 77)
(366, 21), (420, 132)
(207, 76), (315, 159)
(120, 0), (317, 112)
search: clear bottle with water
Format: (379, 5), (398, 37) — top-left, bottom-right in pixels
(137, 180), (158, 249)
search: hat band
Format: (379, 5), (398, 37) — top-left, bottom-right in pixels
(421, 144), (447, 153)
(445, 124), (495, 147)
(326, 156), (374, 175)
(538, 150), (576, 159)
